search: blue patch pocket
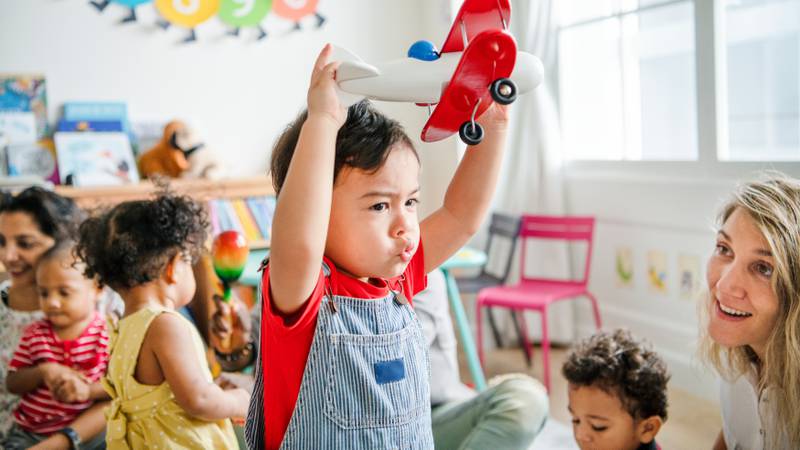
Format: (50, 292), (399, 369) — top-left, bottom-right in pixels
(374, 358), (406, 385)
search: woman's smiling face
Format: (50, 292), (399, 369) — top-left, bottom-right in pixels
(706, 207), (781, 360)
(0, 211), (55, 287)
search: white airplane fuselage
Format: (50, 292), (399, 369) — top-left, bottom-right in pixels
(336, 51), (544, 105)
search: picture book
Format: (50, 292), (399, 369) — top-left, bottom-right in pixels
(63, 102), (128, 123)
(54, 132), (139, 187)
(0, 111), (37, 144)
(5, 139), (59, 183)
(0, 75), (48, 139)
(57, 119), (124, 132)
(62, 101), (138, 153)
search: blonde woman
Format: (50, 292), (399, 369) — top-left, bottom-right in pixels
(702, 174), (800, 450)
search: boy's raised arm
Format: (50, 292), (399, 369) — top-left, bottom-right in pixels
(269, 44), (346, 315)
(421, 104), (509, 272)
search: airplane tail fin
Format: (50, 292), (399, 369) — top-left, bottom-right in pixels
(332, 46), (378, 107)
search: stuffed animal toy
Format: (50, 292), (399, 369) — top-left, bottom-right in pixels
(138, 120), (190, 179)
(138, 120), (223, 180)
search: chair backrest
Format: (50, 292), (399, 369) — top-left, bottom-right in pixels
(481, 212), (522, 283)
(519, 215), (595, 285)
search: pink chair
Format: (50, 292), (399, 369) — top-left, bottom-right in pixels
(476, 215), (601, 391)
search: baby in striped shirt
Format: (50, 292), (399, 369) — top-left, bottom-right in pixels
(3, 241), (110, 450)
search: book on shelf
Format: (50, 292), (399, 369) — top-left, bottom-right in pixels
(0, 111), (37, 145)
(6, 139), (58, 182)
(57, 119), (124, 132)
(62, 102), (138, 154)
(206, 195), (275, 249)
(231, 198), (262, 243)
(246, 196), (275, 241)
(54, 131), (139, 187)
(0, 75), (48, 140)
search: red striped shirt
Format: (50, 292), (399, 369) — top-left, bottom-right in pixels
(8, 312), (109, 434)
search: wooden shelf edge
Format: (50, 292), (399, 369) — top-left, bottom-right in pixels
(55, 177), (275, 208)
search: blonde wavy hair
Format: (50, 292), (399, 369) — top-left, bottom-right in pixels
(699, 172), (800, 447)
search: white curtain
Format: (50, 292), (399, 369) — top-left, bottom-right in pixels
(489, 0), (575, 344)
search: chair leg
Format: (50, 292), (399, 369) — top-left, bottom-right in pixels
(515, 310), (535, 368)
(486, 307), (504, 349)
(540, 307), (551, 393)
(476, 301), (485, 367)
(511, 310), (533, 367)
(587, 292), (602, 330)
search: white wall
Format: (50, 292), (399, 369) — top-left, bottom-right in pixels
(0, 0), (460, 213)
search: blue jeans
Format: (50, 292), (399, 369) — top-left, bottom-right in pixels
(3, 423), (106, 450)
(431, 375), (549, 450)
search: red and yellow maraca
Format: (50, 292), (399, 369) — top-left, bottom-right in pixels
(211, 230), (249, 350)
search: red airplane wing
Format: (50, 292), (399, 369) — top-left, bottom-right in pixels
(440, 0), (511, 54)
(421, 29), (517, 143)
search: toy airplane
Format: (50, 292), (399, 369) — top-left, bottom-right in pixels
(334, 0), (544, 146)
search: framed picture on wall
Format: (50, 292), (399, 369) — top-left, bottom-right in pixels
(54, 131), (139, 187)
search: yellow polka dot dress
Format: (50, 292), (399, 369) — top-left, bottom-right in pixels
(103, 307), (238, 449)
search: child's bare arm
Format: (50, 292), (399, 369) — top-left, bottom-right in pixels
(421, 104), (510, 271)
(270, 44), (346, 315)
(6, 362), (72, 395)
(29, 401), (109, 450)
(149, 313), (250, 420)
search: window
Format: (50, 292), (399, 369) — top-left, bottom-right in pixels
(558, 0), (698, 161)
(724, 0), (800, 161)
(558, 0), (800, 163)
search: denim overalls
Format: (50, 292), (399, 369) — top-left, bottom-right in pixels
(245, 262), (434, 449)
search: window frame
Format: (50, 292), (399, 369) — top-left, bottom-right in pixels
(557, 0), (800, 179)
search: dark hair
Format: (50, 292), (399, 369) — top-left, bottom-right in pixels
(269, 100), (417, 195)
(37, 239), (77, 268)
(74, 191), (208, 290)
(0, 187), (84, 242)
(562, 329), (670, 421)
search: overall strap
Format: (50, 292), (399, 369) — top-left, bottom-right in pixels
(245, 278), (266, 450)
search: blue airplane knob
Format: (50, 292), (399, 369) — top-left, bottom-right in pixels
(408, 40), (440, 61)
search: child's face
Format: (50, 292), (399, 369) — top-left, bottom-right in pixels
(326, 144), (420, 281)
(0, 212), (55, 287)
(706, 207), (780, 358)
(568, 384), (651, 450)
(36, 257), (100, 330)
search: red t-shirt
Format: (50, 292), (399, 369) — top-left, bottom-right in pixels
(9, 311), (109, 434)
(260, 244), (427, 450)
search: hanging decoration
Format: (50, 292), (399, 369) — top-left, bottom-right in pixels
(273, 0), (325, 30)
(90, 0), (152, 23)
(218, 0), (272, 40)
(154, 0), (220, 42)
(87, 0), (326, 43)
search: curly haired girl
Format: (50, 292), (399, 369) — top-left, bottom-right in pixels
(75, 192), (247, 449)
